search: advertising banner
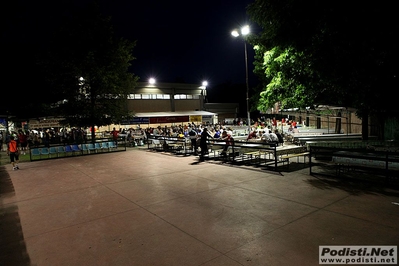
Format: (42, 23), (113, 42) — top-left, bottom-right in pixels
(189, 115), (202, 123)
(121, 117), (150, 125)
(149, 116), (189, 123)
(28, 118), (64, 129)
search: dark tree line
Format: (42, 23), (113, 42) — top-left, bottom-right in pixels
(1, 1), (138, 140)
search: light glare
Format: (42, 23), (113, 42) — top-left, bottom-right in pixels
(241, 25), (250, 35)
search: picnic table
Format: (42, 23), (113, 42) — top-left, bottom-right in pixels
(309, 146), (399, 180)
(293, 133), (363, 146)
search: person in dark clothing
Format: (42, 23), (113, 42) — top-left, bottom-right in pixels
(199, 128), (213, 162)
(275, 129), (284, 146)
(188, 128), (198, 154)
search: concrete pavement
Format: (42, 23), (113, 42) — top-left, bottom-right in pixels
(1, 148), (398, 266)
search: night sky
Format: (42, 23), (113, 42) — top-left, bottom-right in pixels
(98, 0), (258, 86)
(3, 0), (258, 100)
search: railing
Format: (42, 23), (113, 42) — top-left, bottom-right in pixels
(309, 146), (399, 180)
(146, 135), (313, 171)
(147, 136), (192, 155)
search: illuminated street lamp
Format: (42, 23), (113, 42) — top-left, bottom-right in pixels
(149, 77), (156, 85)
(231, 25), (251, 132)
(201, 80), (208, 107)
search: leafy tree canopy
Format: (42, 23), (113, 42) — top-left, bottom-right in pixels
(247, 0), (399, 116)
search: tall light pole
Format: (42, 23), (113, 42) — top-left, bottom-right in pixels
(201, 80), (208, 110)
(232, 25), (251, 133)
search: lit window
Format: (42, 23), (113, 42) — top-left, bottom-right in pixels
(174, 94), (187, 99)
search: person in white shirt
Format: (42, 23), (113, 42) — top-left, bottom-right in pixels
(261, 131), (272, 142)
(269, 131), (279, 144)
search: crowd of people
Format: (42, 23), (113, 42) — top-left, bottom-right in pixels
(0, 128), (90, 151)
(0, 117), (299, 168)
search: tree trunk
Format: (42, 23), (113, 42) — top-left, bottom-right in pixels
(91, 124), (96, 143)
(361, 110), (369, 140)
(335, 111), (342, 134)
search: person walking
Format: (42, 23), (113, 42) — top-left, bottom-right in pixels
(7, 135), (20, 170)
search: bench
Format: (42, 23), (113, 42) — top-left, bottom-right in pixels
(216, 146), (242, 161)
(149, 139), (163, 150)
(280, 152), (310, 167)
(309, 146), (399, 183)
(29, 140), (126, 161)
(332, 151), (399, 177)
(239, 150), (274, 164)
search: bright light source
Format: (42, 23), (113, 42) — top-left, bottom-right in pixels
(79, 76), (85, 86)
(241, 25), (250, 36)
(202, 81), (208, 87)
(232, 26), (250, 38)
(149, 78), (156, 84)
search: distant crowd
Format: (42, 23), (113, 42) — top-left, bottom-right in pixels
(0, 118), (299, 151)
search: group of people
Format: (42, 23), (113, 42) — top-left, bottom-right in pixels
(246, 127), (284, 146)
(104, 123), (236, 162)
(2, 118), (295, 169)
(186, 125), (234, 161)
(0, 127), (92, 171)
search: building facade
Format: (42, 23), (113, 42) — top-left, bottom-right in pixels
(121, 81), (218, 127)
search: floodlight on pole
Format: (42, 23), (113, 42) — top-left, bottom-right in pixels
(231, 25), (251, 133)
(149, 78), (156, 84)
(201, 80), (208, 107)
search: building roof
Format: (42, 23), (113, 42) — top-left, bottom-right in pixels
(134, 111), (217, 118)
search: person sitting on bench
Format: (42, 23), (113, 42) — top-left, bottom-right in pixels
(220, 130), (234, 157)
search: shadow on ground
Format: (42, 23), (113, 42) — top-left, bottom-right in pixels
(0, 166), (31, 266)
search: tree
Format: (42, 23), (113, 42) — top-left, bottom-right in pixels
(43, 2), (138, 140)
(247, 0), (399, 139)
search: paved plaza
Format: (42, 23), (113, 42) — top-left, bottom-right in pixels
(1, 148), (398, 265)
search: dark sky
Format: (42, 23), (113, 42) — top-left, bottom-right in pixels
(98, 0), (258, 86)
(3, 0), (258, 90)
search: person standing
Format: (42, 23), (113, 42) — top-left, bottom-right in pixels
(7, 135), (20, 170)
(18, 131), (28, 155)
(188, 127), (198, 155)
(275, 129), (284, 146)
(111, 127), (119, 146)
(199, 128), (213, 162)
